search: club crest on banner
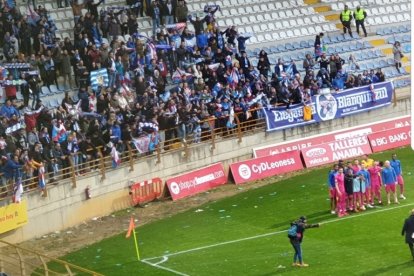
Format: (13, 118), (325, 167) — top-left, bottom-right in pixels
(316, 94), (337, 121)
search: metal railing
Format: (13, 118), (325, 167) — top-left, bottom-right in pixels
(0, 107), (266, 203)
(0, 239), (103, 276)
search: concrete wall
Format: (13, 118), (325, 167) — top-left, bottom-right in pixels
(1, 96), (411, 243)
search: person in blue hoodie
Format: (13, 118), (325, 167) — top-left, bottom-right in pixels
(391, 153), (406, 200)
(328, 164), (338, 214)
(381, 160), (399, 205)
(2, 154), (22, 195)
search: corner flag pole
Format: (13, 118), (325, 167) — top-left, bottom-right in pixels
(133, 228), (141, 261)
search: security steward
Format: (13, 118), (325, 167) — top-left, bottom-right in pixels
(354, 6), (368, 37)
(340, 5), (353, 37)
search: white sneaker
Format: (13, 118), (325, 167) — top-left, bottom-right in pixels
(366, 204), (374, 208)
(400, 195), (406, 200)
(330, 210), (336, 214)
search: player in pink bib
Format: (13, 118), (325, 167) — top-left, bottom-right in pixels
(368, 161), (383, 205)
(335, 168), (348, 217)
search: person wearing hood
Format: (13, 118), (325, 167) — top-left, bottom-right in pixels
(288, 216), (320, 267)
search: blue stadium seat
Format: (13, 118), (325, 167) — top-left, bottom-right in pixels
(285, 43), (294, 51)
(359, 63), (367, 71)
(41, 86), (51, 96)
(349, 43), (357, 51)
(299, 40), (309, 48)
(270, 46), (279, 54)
(343, 33), (353, 41)
(376, 28), (385, 36)
(360, 51), (369, 60)
(397, 25), (407, 33)
(277, 44), (286, 52)
(403, 44), (411, 53)
(387, 58), (395, 66)
(363, 41), (373, 48)
(400, 67), (408, 75)
(402, 34), (411, 42)
(292, 42), (301, 50)
(342, 44), (350, 52)
(356, 42), (363, 50)
(379, 60), (387, 68)
(387, 37), (396, 45)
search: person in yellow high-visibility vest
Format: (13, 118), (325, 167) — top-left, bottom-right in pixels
(339, 5), (353, 37)
(354, 6), (368, 37)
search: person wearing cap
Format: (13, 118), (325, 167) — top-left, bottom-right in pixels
(289, 216), (320, 267)
(340, 5), (353, 37)
(402, 209), (414, 261)
(354, 6), (367, 37)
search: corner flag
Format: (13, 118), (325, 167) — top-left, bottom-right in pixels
(126, 217), (141, 260)
(126, 217), (135, 238)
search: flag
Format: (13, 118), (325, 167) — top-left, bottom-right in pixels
(125, 216), (141, 260)
(38, 166), (46, 189)
(26, 4), (40, 26)
(13, 177), (23, 203)
(111, 143), (121, 168)
(183, 36), (196, 48)
(165, 23), (186, 32)
(90, 68), (109, 91)
(126, 217), (135, 238)
(131, 136), (151, 153)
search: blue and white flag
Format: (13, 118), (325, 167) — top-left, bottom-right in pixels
(90, 68), (109, 91)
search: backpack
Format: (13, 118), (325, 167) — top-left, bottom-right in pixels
(287, 223), (298, 238)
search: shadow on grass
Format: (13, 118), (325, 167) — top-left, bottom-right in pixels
(359, 260), (414, 276)
(270, 210), (333, 229)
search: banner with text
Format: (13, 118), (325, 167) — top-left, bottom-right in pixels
(0, 200), (28, 234)
(301, 136), (372, 168)
(230, 151), (303, 184)
(166, 163), (227, 201)
(263, 81), (394, 132)
(368, 126), (411, 152)
(254, 115), (410, 158)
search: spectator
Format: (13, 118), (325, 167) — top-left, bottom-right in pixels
(393, 41), (403, 73)
(175, 0), (188, 23)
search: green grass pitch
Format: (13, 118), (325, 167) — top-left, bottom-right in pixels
(55, 147), (414, 275)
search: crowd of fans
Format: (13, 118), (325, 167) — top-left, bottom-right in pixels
(0, 0), (389, 198)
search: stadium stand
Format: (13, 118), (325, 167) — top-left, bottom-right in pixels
(0, 0), (411, 203)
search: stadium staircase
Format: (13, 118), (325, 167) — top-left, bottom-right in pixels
(14, 0), (411, 107)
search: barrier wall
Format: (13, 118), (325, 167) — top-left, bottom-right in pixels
(0, 95), (411, 243)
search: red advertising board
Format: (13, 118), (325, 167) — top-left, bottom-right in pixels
(230, 151), (303, 185)
(368, 126), (411, 152)
(254, 116), (410, 158)
(166, 163), (227, 201)
(301, 136), (372, 168)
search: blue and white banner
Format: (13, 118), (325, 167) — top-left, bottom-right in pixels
(90, 68), (109, 91)
(263, 81), (394, 132)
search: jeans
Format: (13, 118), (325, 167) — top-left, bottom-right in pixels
(108, 71), (117, 88)
(290, 240), (303, 263)
(152, 17), (160, 35)
(164, 15), (174, 25)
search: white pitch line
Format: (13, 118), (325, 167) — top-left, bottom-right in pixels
(141, 259), (189, 276)
(154, 256), (169, 265)
(143, 202), (414, 263)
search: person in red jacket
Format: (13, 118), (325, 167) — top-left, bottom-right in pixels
(4, 75), (17, 101)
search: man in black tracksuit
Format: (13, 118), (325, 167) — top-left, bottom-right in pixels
(401, 209), (414, 261)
